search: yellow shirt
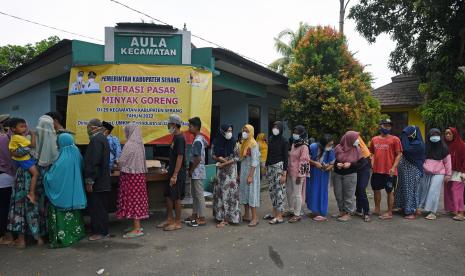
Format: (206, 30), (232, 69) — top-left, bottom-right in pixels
(9, 135), (31, 161)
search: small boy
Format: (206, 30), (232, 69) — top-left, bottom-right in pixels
(8, 118), (39, 204)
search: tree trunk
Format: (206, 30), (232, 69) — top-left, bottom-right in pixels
(339, 0), (350, 35)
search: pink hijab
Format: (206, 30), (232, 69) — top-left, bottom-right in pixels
(334, 131), (362, 163)
(119, 123), (147, 174)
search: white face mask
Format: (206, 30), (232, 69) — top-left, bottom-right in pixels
(430, 136), (441, 143)
(353, 139), (360, 146)
(88, 78), (95, 83)
(292, 134), (300, 141)
(77, 76), (83, 82)
(272, 128), (280, 136)
(242, 132), (248, 140)
(168, 127), (175, 134)
(225, 132), (233, 140)
(325, 146), (333, 151)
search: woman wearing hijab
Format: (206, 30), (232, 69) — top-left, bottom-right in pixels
(0, 115), (15, 245)
(116, 123), (149, 238)
(212, 124), (241, 228)
(286, 125), (310, 223)
(333, 131), (363, 222)
(417, 128), (451, 220)
(44, 133), (86, 248)
(265, 122), (288, 224)
(395, 126), (425, 220)
(306, 134), (335, 222)
(239, 124), (261, 227)
(34, 115), (59, 168)
(444, 127), (465, 221)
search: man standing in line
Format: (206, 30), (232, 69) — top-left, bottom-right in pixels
(84, 119), (111, 241)
(369, 119), (403, 220)
(157, 114), (186, 231)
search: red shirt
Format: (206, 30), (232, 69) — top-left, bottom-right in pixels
(369, 135), (403, 175)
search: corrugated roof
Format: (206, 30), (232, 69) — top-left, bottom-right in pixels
(372, 75), (423, 107)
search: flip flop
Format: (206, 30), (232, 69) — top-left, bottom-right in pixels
(288, 216), (302, 223)
(263, 214), (274, 220)
(312, 216), (327, 222)
(157, 221), (171, 229)
(123, 231), (144, 239)
(363, 215), (371, 222)
(378, 214), (393, 220)
(269, 218), (284, 225)
(88, 235), (108, 241)
(248, 220), (259, 227)
(9, 240), (26, 249)
(124, 227), (144, 233)
(0, 237), (14, 245)
(163, 224), (182, 231)
(242, 217), (251, 222)
(404, 215), (416, 220)
(337, 215), (351, 222)
(452, 215), (464, 221)
(216, 221), (228, 228)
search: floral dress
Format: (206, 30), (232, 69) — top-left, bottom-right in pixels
(213, 146), (241, 224)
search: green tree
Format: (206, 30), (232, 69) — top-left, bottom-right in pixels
(349, 0), (465, 129)
(0, 36), (60, 77)
(281, 26), (381, 140)
(269, 22), (310, 75)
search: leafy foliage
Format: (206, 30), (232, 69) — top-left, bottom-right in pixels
(349, 0), (465, 129)
(281, 26), (381, 140)
(0, 36), (60, 77)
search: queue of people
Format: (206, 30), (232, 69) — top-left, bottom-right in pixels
(0, 112), (464, 251)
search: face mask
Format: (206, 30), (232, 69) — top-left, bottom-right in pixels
(325, 146), (333, 151)
(168, 127), (175, 134)
(225, 132), (233, 140)
(353, 139), (360, 146)
(292, 134), (300, 141)
(88, 78), (95, 83)
(242, 132), (248, 140)
(430, 136), (441, 143)
(77, 76), (83, 82)
(272, 128), (280, 136)
(380, 128), (391, 135)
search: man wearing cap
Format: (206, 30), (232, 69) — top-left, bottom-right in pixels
(84, 119), (111, 241)
(102, 121), (121, 172)
(84, 71), (100, 94)
(70, 71), (85, 95)
(157, 114), (186, 231)
(0, 114), (15, 245)
(369, 119), (403, 220)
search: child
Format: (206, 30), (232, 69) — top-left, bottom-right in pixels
(8, 118), (39, 204)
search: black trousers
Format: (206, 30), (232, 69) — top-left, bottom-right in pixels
(356, 162), (371, 215)
(0, 187), (12, 235)
(87, 191), (110, 236)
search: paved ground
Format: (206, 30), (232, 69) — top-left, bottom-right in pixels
(1, 188), (464, 276)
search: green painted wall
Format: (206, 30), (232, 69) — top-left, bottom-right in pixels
(191, 48), (215, 71)
(72, 40), (105, 65)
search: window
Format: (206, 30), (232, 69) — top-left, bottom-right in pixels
(268, 108), (279, 136)
(384, 112), (408, 137)
(248, 105), (261, 136)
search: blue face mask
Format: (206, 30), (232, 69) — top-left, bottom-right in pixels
(380, 128), (391, 135)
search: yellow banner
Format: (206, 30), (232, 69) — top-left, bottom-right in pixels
(66, 64), (212, 144)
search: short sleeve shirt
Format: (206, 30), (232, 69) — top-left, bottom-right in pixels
(369, 135), (403, 175)
(168, 134), (186, 177)
(190, 135), (206, 180)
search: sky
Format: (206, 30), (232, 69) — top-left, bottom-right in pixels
(0, 0), (396, 88)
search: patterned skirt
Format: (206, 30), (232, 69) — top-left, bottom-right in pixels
(213, 163), (241, 224)
(7, 168), (47, 239)
(395, 157), (422, 215)
(48, 205), (85, 248)
(116, 173), (149, 220)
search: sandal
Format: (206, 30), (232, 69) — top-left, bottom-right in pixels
(363, 215), (371, 222)
(378, 213), (393, 220)
(9, 239), (26, 249)
(216, 221), (228, 228)
(269, 218), (284, 225)
(156, 221), (172, 229)
(263, 214), (274, 220)
(337, 215), (351, 222)
(124, 227), (144, 233)
(163, 224), (182, 231)
(452, 215), (464, 221)
(88, 235), (108, 241)
(288, 216), (302, 223)
(248, 220), (259, 227)
(242, 217), (251, 223)
(425, 213), (437, 220)
(404, 215), (416, 220)
(0, 236), (14, 246)
(312, 216), (327, 222)
(123, 230), (144, 239)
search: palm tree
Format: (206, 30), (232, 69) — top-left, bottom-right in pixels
(269, 22), (311, 75)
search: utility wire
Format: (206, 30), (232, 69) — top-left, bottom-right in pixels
(109, 0), (271, 67)
(0, 11), (104, 42)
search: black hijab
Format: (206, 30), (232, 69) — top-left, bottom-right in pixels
(426, 128), (449, 160)
(213, 124), (235, 158)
